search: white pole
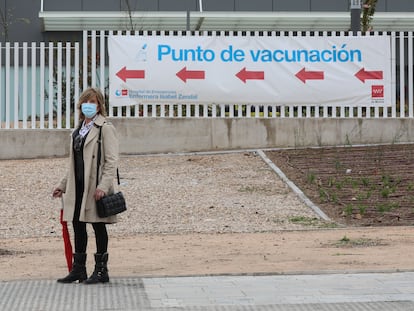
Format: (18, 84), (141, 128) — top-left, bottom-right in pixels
(199, 0), (203, 12)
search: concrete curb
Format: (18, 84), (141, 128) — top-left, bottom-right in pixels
(256, 149), (330, 221)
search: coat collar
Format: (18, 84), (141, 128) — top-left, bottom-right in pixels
(93, 114), (106, 127)
(83, 114), (106, 147)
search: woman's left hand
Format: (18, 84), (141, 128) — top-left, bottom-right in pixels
(94, 188), (106, 201)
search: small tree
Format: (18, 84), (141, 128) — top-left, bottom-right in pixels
(361, 0), (378, 32)
(123, 0), (137, 31)
(0, 4), (30, 42)
(0, 5), (11, 41)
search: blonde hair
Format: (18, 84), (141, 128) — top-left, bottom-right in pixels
(76, 87), (107, 120)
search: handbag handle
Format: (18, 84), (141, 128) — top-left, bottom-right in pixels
(96, 125), (120, 188)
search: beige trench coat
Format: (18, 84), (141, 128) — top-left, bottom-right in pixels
(57, 114), (119, 223)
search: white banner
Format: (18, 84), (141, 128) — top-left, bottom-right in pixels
(109, 35), (391, 107)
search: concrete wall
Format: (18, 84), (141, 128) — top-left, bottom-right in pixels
(0, 129), (70, 159)
(1, 118), (414, 160)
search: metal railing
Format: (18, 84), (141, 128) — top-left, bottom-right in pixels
(0, 30), (413, 129)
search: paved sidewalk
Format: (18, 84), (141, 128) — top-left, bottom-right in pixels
(1, 272), (414, 310)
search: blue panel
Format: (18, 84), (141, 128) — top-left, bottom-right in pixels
(236, 0), (273, 11)
(376, 0), (386, 11)
(83, 0), (119, 10)
(310, 0), (348, 12)
(127, 0), (159, 11)
(44, 0), (82, 10)
(159, 0), (198, 11)
(203, 0), (235, 11)
(119, 0), (159, 11)
(387, 0), (414, 11)
(274, 0), (310, 11)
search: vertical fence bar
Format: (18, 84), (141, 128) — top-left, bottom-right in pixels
(83, 30), (88, 90)
(31, 42), (36, 129)
(409, 32), (413, 118)
(124, 31), (131, 117)
(91, 30), (96, 87)
(237, 103), (242, 118)
(5, 42), (10, 129)
(169, 103), (174, 117)
(48, 42), (54, 128)
(303, 23), (311, 118)
(57, 42), (62, 129)
(22, 42), (28, 129)
(184, 103), (189, 117)
(399, 31), (405, 117)
(280, 104), (285, 118)
(113, 30), (122, 117)
(74, 42), (80, 128)
(340, 106), (345, 118)
(315, 105), (320, 118)
(220, 104), (225, 117)
(13, 42), (19, 128)
(307, 106), (312, 118)
(100, 30), (106, 96)
(39, 42), (45, 128)
(203, 103), (208, 117)
(368, 31), (380, 118)
(323, 103), (328, 117)
(160, 103), (165, 117)
(391, 32), (397, 117)
(66, 42), (71, 129)
(108, 30), (114, 117)
(0, 43), (2, 128)
(228, 104), (233, 118)
(277, 33), (284, 118)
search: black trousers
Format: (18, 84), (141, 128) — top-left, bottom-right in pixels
(72, 220), (108, 254)
(73, 166), (108, 254)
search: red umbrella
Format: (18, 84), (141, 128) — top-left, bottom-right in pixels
(59, 201), (73, 272)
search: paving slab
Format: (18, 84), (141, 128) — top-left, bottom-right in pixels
(1, 272), (414, 311)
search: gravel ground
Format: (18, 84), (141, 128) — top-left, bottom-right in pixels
(0, 151), (328, 239)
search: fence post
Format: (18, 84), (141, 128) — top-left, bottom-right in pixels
(5, 42), (10, 129)
(57, 42), (62, 129)
(31, 42), (36, 129)
(23, 42), (28, 129)
(48, 42), (54, 129)
(0, 42), (2, 128)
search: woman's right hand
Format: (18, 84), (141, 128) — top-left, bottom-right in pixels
(52, 188), (63, 198)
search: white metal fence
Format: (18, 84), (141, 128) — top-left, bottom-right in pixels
(0, 30), (413, 129)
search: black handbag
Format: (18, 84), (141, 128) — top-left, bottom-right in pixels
(96, 191), (126, 218)
(96, 125), (127, 218)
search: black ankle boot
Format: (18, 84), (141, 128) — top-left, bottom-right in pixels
(57, 253), (87, 283)
(84, 252), (109, 284)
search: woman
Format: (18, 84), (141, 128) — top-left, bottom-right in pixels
(52, 87), (119, 284)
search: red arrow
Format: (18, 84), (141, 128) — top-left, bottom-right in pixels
(295, 68), (324, 83)
(355, 68), (383, 83)
(176, 67), (205, 82)
(236, 67), (264, 83)
(116, 66), (145, 82)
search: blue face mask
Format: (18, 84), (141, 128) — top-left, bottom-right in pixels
(81, 103), (97, 118)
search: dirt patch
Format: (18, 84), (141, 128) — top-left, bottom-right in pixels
(265, 144), (414, 227)
(1, 227), (414, 281)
